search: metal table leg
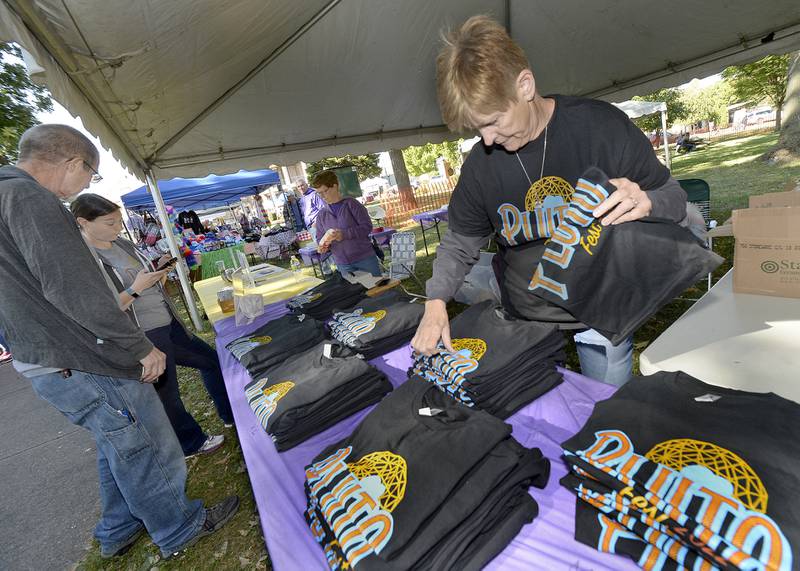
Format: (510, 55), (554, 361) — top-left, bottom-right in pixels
(310, 256), (321, 278)
(419, 220), (429, 256)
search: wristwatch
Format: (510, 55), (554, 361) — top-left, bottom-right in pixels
(125, 286), (140, 298)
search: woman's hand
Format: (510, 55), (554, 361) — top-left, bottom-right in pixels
(592, 178), (652, 226)
(131, 268), (167, 294)
(317, 228), (343, 253)
(410, 299), (455, 356)
(327, 229), (344, 242)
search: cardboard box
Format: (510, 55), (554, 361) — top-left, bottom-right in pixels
(732, 206), (800, 298)
(749, 190), (800, 208)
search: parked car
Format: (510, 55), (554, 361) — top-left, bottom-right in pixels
(744, 109), (775, 125)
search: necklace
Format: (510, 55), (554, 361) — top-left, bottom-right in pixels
(515, 124), (548, 186)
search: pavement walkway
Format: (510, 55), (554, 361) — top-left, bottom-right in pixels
(0, 360), (98, 570)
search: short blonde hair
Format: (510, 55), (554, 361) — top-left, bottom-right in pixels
(436, 15), (530, 131)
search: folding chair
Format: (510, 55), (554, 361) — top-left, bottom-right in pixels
(386, 231), (423, 289)
(678, 178), (715, 290)
(243, 242), (260, 265)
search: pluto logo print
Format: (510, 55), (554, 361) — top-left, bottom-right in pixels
(306, 446), (407, 566)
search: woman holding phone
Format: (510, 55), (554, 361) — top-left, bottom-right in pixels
(71, 194), (233, 458)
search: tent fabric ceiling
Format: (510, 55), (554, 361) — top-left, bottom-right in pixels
(613, 100), (667, 120)
(120, 169), (280, 212)
(2, 0), (799, 179)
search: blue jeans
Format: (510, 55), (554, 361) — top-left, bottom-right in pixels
(336, 254), (383, 277)
(146, 320), (234, 455)
(574, 330), (634, 387)
(29, 370), (205, 554)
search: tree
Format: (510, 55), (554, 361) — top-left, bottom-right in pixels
(389, 148), (416, 207)
(305, 153), (381, 182)
(765, 51), (800, 160)
(402, 140), (461, 177)
(682, 79), (735, 130)
(0, 42), (53, 164)
(722, 54), (791, 130)
(631, 88), (687, 134)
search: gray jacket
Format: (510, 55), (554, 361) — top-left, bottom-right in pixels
(0, 166), (153, 378)
(95, 237), (188, 334)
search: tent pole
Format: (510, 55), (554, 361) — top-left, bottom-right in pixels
(661, 110), (671, 171)
(121, 208), (136, 242)
(145, 168), (205, 332)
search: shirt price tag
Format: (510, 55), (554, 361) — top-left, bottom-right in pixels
(694, 393), (722, 403)
(418, 407), (443, 416)
(323, 343), (333, 358)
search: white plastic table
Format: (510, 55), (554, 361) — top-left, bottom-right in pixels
(640, 269), (800, 402)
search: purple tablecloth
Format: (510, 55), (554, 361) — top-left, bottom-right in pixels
(411, 206), (449, 224)
(370, 227), (397, 247)
(298, 244), (331, 266)
(213, 305), (638, 571)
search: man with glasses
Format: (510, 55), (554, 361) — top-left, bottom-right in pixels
(0, 124), (238, 559)
(82, 158), (103, 183)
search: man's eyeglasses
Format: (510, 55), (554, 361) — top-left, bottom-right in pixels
(82, 160), (103, 184)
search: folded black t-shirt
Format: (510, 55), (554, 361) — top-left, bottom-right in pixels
(304, 376), (529, 569)
(328, 290), (424, 352)
(531, 167), (723, 344)
(287, 273), (368, 320)
(244, 341), (391, 450)
(411, 300), (564, 415)
(226, 313), (326, 378)
(561, 371), (800, 570)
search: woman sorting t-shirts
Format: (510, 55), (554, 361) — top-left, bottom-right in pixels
(312, 170), (383, 277)
(71, 194), (233, 458)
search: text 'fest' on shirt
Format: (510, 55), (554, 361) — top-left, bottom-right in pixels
(447, 94), (670, 323)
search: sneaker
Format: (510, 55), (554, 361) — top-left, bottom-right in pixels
(162, 495), (240, 559)
(185, 434), (224, 458)
(100, 527), (145, 559)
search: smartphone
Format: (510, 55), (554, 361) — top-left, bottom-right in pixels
(155, 257), (178, 271)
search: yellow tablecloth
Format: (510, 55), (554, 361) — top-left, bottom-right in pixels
(194, 269), (322, 324)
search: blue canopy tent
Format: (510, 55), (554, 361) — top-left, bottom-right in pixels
(121, 169), (281, 212)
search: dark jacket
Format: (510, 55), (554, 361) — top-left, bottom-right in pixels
(0, 165), (152, 378)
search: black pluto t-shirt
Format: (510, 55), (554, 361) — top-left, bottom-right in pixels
(226, 313), (326, 378)
(561, 371), (800, 571)
(305, 376), (514, 567)
(286, 273), (367, 319)
(530, 167), (722, 345)
(448, 94), (671, 324)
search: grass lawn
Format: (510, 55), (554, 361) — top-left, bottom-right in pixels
(199, 244), (245, 280)
(77, 132), (800, 570)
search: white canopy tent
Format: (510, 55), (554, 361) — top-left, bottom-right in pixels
(2, 0), (799, 329)
(613, 100), (671, 169)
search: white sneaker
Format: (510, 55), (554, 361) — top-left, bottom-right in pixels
(186, 434), (225, 458)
